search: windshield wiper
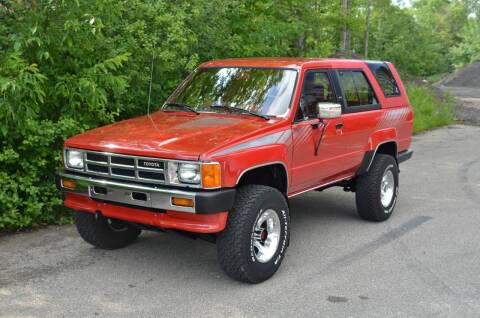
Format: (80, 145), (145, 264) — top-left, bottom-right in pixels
(210, 105), (270, 120)
(163, 102), (200, 115)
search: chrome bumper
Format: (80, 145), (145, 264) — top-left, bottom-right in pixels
(55, 171), (235, 214)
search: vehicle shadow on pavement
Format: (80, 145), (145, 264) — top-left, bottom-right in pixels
(111, 189), (361, 283)
(288, 189), (360, 222)
(0, 189), (365, 292)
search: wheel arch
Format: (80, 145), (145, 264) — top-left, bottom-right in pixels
(356, 140), (398, 176)
(236, 162), (289, 195)
(375, 141), (398, 161)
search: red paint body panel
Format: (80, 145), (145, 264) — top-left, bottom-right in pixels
(65, 193), (228, 233)
(66, 111), (281, 161)
(62, 58), (413, 233)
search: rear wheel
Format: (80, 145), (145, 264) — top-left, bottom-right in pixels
(216, 185), (290, 283)
(355, 154), (399, 222)
(74, 211), (141, 249)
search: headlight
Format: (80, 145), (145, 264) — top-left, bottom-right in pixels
(167, 161), (221, 188)
(65, 149), (84, 169)
(178, 163), (200, 183)
(167, 162), (200, 185)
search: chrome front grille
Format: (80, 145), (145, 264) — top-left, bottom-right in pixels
(83, 151), (167, 184)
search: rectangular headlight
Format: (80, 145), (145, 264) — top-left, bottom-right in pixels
(167, 161), (221, 188)
(178, 163), (200, 184)
(65, 149), (84, 169)
(167, 162), (201, 185)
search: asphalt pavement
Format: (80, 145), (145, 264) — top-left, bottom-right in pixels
(1, 124), (480, 318)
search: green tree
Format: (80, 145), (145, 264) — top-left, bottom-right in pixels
(0, 0), (196, 229)
(450, 19), (480, 66)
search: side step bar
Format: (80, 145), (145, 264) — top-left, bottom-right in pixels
(397, 150), (413, 164)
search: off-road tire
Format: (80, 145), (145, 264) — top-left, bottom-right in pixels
(75, 211), (141, 249)
(216, 185), (290, 283)
(356, 154), (399, 222)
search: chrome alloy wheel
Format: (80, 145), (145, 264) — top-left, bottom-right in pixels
(380, 169), (395, 208)
(252, 209), (281, 263)
(106, 218), (129, 232)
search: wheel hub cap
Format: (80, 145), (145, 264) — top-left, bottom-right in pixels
(381, 169), (395, 208)
(252, 209), (281, 263)
(260, 229), (268, 241)
(107, 218), (128, 232)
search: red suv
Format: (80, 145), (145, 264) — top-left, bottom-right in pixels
(56, 58), (413, 283)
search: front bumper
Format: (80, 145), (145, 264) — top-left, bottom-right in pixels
(55, 171), (236, 214)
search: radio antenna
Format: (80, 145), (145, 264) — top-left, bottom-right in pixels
(147, 51), (155, 116)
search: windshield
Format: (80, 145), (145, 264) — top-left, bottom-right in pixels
(165, 67), (297, 117)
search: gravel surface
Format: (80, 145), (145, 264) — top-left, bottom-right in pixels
(1, 125), (480, 318)
(439, 62), (480, 88)
(436, 63), (480, 125)
(453, 98), (480, 126)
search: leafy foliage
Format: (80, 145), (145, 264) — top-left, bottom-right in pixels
(407, 84), (455, 133)
(450, 19), (480, 67)
(0, 0), (476, 230)
(0, 0), (203, 230)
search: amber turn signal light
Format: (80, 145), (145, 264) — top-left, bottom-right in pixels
(62, 178), (76, 190)
(201, 163), (221, 189)
(171, 197), (194, 208)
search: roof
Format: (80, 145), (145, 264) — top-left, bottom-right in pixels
(199, 57), (370, 69)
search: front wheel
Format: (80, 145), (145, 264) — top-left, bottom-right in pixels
(75, 211), (141, 249)
(216, 185), (290, 283)
(355, 154), (399, 222)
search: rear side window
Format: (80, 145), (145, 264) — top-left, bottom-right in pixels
(371, 65), (400, 97)
(338, 70), (377, 107)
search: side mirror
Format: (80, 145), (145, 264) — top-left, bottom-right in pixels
(317, 102), (342, 119)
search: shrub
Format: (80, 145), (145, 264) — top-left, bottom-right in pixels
(0, 0), (196, 230)
(407, 84), (455, 133)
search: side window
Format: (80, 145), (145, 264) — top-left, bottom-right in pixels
(296, 71), (335, 120)
(352, 71), (377, 105)
(338, 71), (359, 106)
(338, 70), (377, 107)
(374, 66), (400, 97)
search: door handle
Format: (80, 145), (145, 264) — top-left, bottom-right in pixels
(335, 123), (344, 130)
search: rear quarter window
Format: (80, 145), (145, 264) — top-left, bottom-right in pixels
(370, 65), (401, 97)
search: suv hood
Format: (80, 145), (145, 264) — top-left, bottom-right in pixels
(65, 111), (280, 160)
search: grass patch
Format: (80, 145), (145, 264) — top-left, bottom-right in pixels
(406, 84), (455, 133)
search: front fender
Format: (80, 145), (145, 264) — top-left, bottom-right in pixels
(205, 130), (292, 188)
(222, 145), (290, 188)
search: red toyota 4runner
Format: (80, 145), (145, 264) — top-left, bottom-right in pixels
(56, 58), (413, 283)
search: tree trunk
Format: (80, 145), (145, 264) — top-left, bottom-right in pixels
(364, 0), (372, 58)
(341, 0), (350, 54)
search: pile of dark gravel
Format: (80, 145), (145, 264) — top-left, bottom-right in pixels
(436, 62), (480, 126)
(440, 62), (480, 88)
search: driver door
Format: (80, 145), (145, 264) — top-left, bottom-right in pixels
(290, 70), (347, 194)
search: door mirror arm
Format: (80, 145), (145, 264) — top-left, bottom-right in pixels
(313, 102), (341, 156)
(310, 118), (321, 129)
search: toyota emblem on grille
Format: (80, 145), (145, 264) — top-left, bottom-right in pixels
(140, 160), (161, 168)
